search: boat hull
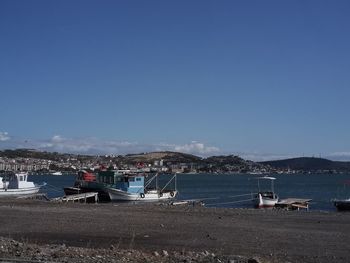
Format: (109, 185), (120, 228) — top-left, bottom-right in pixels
(0, 186), (41, 196)
(333, 199), (350, 211)
(107, 188), (177, 201)
(64, 186), (110, 202)
(63, 187), (82, 195)
(253, 193), (279, 208)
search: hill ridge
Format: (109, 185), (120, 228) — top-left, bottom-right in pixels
(261, 157), (350, 172)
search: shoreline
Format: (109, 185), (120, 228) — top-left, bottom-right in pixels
(0, 199), (349, 262)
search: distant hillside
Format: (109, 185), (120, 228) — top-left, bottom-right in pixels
(203, 155), (267, 173)
(0, 149), (93, 162)
(205, 155), (246, 165)
(261, 157), (350, 172)
(124, 151), (202, 164)
(3, 149), (350, 173)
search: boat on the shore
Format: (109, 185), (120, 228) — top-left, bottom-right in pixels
(104, 171), (178, 201)
(252, 176), (279, 208)
(0, 172), (46, 196)
(64, 170), (178, 202)
(63, 170), (109, 199)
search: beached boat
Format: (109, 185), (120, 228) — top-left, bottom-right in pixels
(63, 170), (108, 198)
(64, 170), (97, 193)
(0, 172), (45, 196)
(64, 170), (177, 202)
(103, 171), (178, 201)
(252, 176), (279, 208)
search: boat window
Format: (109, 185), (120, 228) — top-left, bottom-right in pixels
(129, 177), (135, 182)
(136, 178), (141, 181)
(19, 176), (23, 181)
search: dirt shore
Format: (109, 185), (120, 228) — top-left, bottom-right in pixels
(0, 199), (349, 262)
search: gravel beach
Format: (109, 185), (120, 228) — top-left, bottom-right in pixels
(0, 199), (349, 262)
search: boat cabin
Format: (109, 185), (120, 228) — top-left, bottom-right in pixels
(77, 170), (96, 182)
(97, 170), (145, 194)
(254, 176), (277, 194)
(259, 191), (278, 200)
(2, 172), (35, 189)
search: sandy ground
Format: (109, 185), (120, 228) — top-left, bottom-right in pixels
(0, 199), (349, 262)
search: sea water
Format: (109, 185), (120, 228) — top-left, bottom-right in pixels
(30, 173), (350, 212)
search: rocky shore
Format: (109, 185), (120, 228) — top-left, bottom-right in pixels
(0, 236), (252, 263)
(0, 199), (349, 262)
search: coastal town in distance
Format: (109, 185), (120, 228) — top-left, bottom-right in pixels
(1, 149), (350, 175)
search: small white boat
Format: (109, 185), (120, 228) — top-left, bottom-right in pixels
(51, 171), (63, 176)
(252, 176), (279, 208)
(0, 172), (45, 196)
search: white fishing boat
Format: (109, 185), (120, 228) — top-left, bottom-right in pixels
(103, 171), (178, 201)
(252, 176), (279, 208)
(0, 172), (46, 196)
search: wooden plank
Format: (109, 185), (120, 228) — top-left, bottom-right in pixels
(275, 197), (311, 211)
(51, 192), (99, 203)
(291, 203), (309, 209)
(277, 198), (312, 205)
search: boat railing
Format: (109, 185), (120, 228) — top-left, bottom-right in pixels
(160, 173), (177, 193)
(144, 173), (158, 190)
(143, 172), (177, 194)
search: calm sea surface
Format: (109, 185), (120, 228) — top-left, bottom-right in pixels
(29, 173), (350, 212)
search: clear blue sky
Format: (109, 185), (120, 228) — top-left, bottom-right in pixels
(1, 0), (350, 160)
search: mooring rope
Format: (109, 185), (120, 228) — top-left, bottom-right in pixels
(205, 198), (255, 206)
(227, 193), (256, 198)
(43, 184), (63, 193)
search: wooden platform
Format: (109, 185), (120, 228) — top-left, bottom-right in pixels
(275, 198), (312, 211)
(51, 192), (99, 203)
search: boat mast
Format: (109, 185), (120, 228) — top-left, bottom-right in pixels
(271, 179), (274, 193)
(175, 173), (177, 191)
(156, 173), (158, 190)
